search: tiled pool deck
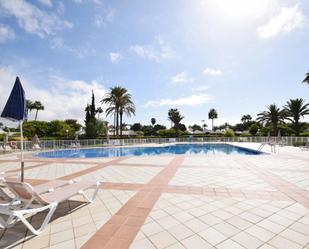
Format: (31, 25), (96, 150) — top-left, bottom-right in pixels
(0, 143), (309, 249)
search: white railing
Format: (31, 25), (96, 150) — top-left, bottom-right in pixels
(0, 136), (308, 152)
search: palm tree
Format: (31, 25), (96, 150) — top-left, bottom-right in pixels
(241, 114), (252, 124)
(26, 100), (34, 115)
(283, 98), (309, 136)
(32, 101), (44, 121)
(257, 104), (285, 135)
(101, 87), (120, 136)
(96, 107), (103, 119)
(303, 71), (309, 84)
(119, 94), (135, 136)
(101, 86), (135, 137)
(208, 108), (218, 131)
(168, 109), (184, 133)
(151, 118), (156, 126)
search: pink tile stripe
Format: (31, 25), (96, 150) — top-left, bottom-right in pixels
(81, 157), (184, 249)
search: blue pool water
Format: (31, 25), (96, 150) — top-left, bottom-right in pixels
(35, 143), (263, 158)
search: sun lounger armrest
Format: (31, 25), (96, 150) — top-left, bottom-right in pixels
(12, 202), (58, 216)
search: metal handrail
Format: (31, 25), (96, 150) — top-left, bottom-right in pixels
(0, 136), (308, 152)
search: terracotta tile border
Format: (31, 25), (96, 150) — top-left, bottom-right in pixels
(101, 182), (144, 191)
(81, 157), (185, 249)
(49, 160), (100, 165)
(2, 153), (309, 248)
(116, 163), (166, 168)
(0, 159), (20, 163)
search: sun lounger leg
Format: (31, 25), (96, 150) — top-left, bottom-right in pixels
(0, 214), (14, 228)
(78, 182), (101, 203)
(0, 204), (22, 227)
(13, 203), (58, 235)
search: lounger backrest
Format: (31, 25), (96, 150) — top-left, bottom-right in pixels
(5, 181), (46, 204)
(0, 187), (12, 201)
(5, 181), (34, 201)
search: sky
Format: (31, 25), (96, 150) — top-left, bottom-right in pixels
(0, 0), (309, 128)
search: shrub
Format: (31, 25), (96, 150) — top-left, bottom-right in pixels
(23, 120), (81, 139)
(130, 123), (142, 131)
(249, 124), (259, 135)
(136, 131), (144, 137)
(178, 123), (187, 132)
(142, 125), (153, 136)
(23, 121), (50, 138)
(223, 128), (235, 137)
(293, 142), (307, 147)
(300, 132), (309, 137)
(156, 129), (178, 137)
(153, 124), (166, 131)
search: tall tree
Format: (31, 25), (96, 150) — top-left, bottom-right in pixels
(168, 109), (184, 134)
(26, 100), (34, 116)
(96, 107), (103, 119)
(241, 114), (252, 124)
(303, 71), (309, 85)
(90, 91), (96, 118)
(101, 86), (135, 137)
(191, 124), (203, 131)
(84, 92), (103, 138)
(257, 104), (285, 135)
(208, 108), (218, 131)
(84, 104), (92, 137)
(32, 101), (44, 121)
(65, 119), (82, 132)
(102, 87), (119, 136)
(283, 98), (309, 136)
(130, 123), (142, 131)
(151, 118), (156, 126)
(119, 93), (136, 136)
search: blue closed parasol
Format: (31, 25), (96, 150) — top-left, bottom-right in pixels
(1, 77), (27, 181)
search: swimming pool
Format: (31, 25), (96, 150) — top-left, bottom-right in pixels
(35, 143), (263, 158)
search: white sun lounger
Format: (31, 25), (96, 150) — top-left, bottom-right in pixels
(0, 179), (73, 202)
(0, 180), (101, 235)
(0, 179), (76, 227)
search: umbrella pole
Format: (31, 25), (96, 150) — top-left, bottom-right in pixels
(20, 120), (24, 182)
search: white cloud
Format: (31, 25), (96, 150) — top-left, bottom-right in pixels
(51, 37), (96, 58)
(51, 37), (64, 49)
(130, 37), (175, 62)
(91, 0), (103, 5)
(109, 52), (122, 63)
(192, 86), (208, 92)
(94, 7), (115, 27)
(144, 94), (210, 108)
(57, 2), (65, 15)
(203, 67), (223, 76)
(0, 66), (107, 124)
(257, 5), (305, 39)
(71, 0), (103, 4)
(0, 0), (73, 38)
(0, 24), (15, 43)
(38, 0), (52, 7)
(170, 72), (194, 85)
